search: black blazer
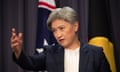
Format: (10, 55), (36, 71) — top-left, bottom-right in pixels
(13, 42), (111, 72)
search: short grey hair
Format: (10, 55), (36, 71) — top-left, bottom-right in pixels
(47, 6), (78, 30)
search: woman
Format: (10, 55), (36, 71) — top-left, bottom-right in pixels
(11, 7), (111, 72)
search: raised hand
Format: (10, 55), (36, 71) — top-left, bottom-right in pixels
(10, 28), (23, 58)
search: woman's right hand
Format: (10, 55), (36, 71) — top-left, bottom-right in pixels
(10, 28), (23, 59)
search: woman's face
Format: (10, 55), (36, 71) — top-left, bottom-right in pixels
(51, 19), (78, 48)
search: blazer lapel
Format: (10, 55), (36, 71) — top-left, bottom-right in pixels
(80, 43), (89, 72)
(54, 46), (64, 72)
(53, 43), (89, 72)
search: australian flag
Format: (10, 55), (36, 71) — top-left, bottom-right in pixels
(36, 0), (56, 53)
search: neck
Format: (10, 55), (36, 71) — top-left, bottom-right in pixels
(65, 38), (80, 50)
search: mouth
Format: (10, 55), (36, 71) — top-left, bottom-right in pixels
(58, 39), (64, 43)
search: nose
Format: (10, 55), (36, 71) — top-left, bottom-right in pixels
(54, 31), (62, 39)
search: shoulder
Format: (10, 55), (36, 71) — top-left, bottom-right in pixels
(81, 42), (103, 55)
(81, 42), (107, 63)
(81, 43), (111, 71)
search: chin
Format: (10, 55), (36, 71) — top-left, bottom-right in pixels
(61, 44), (68, 48)
(59, 43), (65, 47)
(58, 42), (68, 48)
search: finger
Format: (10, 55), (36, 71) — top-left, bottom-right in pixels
(11, 42), (19, 48)
(18, 33), (23, 40)
(12, 28), (16, 33)
(11, 28), (17, 39)
(18, 33), (23, 44)
(11, 33), (17, 43)
(11, 42), (21, 52)
(11, 36), (18, 44)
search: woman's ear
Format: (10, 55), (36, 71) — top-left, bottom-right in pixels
(73, 21), (79, 32)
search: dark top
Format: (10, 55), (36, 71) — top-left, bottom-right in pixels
(13, 42), (111, 72)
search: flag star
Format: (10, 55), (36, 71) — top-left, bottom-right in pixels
(36, 48), (44, 53)
(43, 38), (48, 46)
